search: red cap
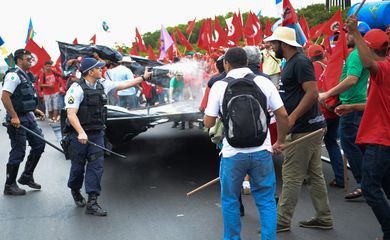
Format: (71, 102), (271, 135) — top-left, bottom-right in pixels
(364, 29), (389, 50)
(308, 44), (325, 58)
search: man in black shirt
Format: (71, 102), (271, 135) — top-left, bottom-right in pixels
(264, 26), (333, 232)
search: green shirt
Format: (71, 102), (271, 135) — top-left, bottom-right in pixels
(339, 48), (369, 104)
(170, 76), (184, 94)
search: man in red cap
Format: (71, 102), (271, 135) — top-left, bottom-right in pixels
(336, 15), (390, 240)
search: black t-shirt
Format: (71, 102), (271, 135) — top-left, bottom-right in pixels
(280, 52), (326, 133)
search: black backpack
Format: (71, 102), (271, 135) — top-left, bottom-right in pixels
(221, 73), (270, 148)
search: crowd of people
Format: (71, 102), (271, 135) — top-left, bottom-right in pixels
(1, 13), (389, 240)
(202, 16), (390, 240)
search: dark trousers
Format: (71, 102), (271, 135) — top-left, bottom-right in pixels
(67, 131), (105, 195)
(339, 111), (365, 185)
(361, 144), (390, 239)
(6, 113), (45, 165)
(324, 117), (344, 186)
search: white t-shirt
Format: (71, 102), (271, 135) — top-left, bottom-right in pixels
(205, 67), (284, 157)
(65, 78), (119, 110)
(2, 67), (25, 94)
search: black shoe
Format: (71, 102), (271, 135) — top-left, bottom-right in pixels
(4, 183), (26, 195)
(4, 164), (26, 195)
(171, 122), (179, 128)
(86, 194), (107, 216)
(71, 190), (86, 207)
(18, 175), (41, 189)
(299, 218), (333, 230)
(180, 122), (185, 130)
(18, 153), (42, 189)
(188, 121), (194, 129)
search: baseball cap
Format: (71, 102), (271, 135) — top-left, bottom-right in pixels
(13, 49), (31, 62)
(308, 44), (325, 58)
(363, 29), (389, 50)
(79, 57), (106, 73)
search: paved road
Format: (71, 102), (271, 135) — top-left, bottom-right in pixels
(0, 107), (382, 240)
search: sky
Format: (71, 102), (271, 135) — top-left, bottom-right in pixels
(0, 0), (373, 66)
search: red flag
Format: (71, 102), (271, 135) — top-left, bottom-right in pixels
(186, 18), (196, 35)
(170, 32), (180, 57)
(265, 19), (274, 37)
(310, 23), (325, 41)
(147, 44), (157, 61)
(228, 12), (243, 45)
(244, 12), (256, 45)
(130, 42), (139, 56)
(282, 0), (298, 26)
(72, 38), (78, 45)
(54, 55), (62, 73)
(251, 12), (263, 45)
(299, 16), (310, 40)
(176, 27), (194, 51)
(89, 34), (96, 45)
(135, 28), (147, 52)
(25, 39), (51, 75)
(198, 18), (213, 53)
(166, 45), (174, 62)
(320, 9), (343, 37)
(322, 27), (348, 94)
(213, 17), (229, 48)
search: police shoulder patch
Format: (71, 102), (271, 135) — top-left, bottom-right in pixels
(68, 96), (75, 104)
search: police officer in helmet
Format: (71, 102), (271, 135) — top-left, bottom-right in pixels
(1, 49), (46, 195)
(64, 57), (151, 216)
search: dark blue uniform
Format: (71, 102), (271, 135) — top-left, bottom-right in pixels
(2, 67), (46, 194)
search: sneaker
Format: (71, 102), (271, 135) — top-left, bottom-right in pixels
(299, 218), (333, 230)
(276, 224), (290, 233)
(242, 181), (251, 195)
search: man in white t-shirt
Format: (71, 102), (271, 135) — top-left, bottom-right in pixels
(204, 47), (289, 240)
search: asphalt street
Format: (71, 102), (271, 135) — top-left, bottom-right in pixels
(0, 104), (382, 240)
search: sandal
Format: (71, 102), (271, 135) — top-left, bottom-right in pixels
(344, 188), (362, 199)
(329, 179), (344, 188)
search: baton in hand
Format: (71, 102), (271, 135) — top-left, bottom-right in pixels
(87, 140), (126, 158)
(2, 122), (64, 154)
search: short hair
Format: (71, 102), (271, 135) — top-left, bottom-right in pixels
(243, 46), (262, 65)
(215, 55), (225, 73)
(44, 60), (53, 65)
(14, 49), (31, 62)
(224, 47), (247, 69)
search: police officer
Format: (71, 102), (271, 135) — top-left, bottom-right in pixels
(64, 57), (151, 216)
(1, 49), (46, 195)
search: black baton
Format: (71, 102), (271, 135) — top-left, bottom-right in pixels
(87, 140), (126, 158)
(2, 122), (65, 154)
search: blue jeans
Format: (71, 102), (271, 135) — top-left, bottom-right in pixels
(119, 95), (139, 109)
(361, 144), (390, 239)
(339, 111), (365, 185)
(67, 131), (105, 195)
(324, 118), (344, 186)
(220, 150), (276, 240)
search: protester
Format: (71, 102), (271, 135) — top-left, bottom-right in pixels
(106, 56), (139, 109)
(308, 44), (344, 188)
(265, 27), (333, 232)
(1, 49), (46, 195)
(261, 41), (282, 88)
(204, 47), (289, 240)
(38, 60), (61, 122)
(319, 26), (370, 200)
(64, 58), (151, 216)
(336, 16), (390, 240)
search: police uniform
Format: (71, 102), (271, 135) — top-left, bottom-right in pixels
(64, 77), (118, 196)
(3, 66), (46, 194)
